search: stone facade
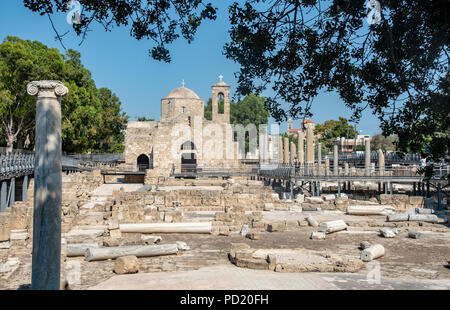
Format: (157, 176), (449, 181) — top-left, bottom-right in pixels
(124, 79), (240, 181)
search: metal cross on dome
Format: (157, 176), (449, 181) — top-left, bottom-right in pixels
(219, 74), (223, 81)
(182, 79), (185, 87)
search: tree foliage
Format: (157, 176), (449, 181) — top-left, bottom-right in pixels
(22, 1), (449, 163)
(204, 93), (270, 127)
(370, 133), (398, 152)
(0, 36), (128, 153)
(23, 0), (217, 62)
(224, 0), (449, 164)
(136, 116), (155, 121)
(315, 117), (358, 152)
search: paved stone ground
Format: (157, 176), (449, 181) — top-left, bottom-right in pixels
(89, 264), (450, 290)
(2, 229), (449, 290)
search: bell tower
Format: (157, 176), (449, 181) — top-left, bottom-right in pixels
(212, 75), (230, 124)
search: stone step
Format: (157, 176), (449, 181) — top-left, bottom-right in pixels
(77, 214), (106, 225)
(71, 225), (107, 231)
(90, 196), (108, 202)
(64, 228), (105, 239)
(80, 201), (105, 210)
(181, 217), (215, 222)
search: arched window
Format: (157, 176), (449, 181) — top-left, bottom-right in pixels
(181, 141), (196, 151)
(217, 93), (224, 114)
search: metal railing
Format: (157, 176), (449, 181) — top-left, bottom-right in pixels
(0, 152), (35, 179)
(171, 164), (259, 177)
(64, 152), (124, 162)
(1, 151), (82, 181)
(259, 163), (449, 181)
(324, 151), (422, 163)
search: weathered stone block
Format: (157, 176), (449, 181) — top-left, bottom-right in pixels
(10, 205), (29, 230)
(109, 228), (122, 239)
(235, 258), (269, 270)
(114, 255), (139, 274)
(246, 232), (261, 240)
(252, 220), (265, 229)
(305, 197), (324, 204)
(0, 213), (11, 242)
(310, 231), (326, 240)
(266, 222), (286, 232)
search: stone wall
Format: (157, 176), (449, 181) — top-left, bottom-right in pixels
(0, 170), (104, 244)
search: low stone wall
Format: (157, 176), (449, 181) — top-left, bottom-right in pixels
(0, 169), (105, 244)
(109, 179), (278, 224)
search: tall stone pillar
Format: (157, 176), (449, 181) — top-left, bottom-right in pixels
(290, 142), (296, 165)
(283, 137), (289, 164)
(377, 149), (385, 176)
(333, 144), (339, 176)
(365, 138), (371, 176)
(278, 135), (283, 164)
(317, 143), (322, 175)
(268, 139), (274, 163)
(297, 131), (304, 166)
(27, 80), (68, 290)
(324, 157), (330, 176)
(306, 127), (314, 164)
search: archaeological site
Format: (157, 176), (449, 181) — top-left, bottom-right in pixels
(0, 1), (449, 296)
(0, 78), (449, 291)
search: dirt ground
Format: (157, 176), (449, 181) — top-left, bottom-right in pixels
(2, 225), (449, 290)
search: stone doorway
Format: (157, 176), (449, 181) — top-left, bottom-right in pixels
(137, 154), (150, 171)
(181, 152), (197, 173)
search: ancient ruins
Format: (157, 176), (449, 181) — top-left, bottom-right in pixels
(0, 80), (449, 290)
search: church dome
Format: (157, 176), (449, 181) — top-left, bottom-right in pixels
(165, 87), (200, 99)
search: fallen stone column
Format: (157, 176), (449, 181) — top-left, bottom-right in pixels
(408, 231), (422, 239)
(408, 214), (438, 223)
(67, 243), (99, 257)
(85, 244), (179, 262)
(360, 241), (371, 250)
(347, 205), (390, 215)
(387, 213), (409, 222)
(361, 244), (385, 262)
(306, 216), (319, 227)
(415, 208), (434, 214)
(379, 227), (398, 238)
(318, 220), (347, 234)
(119, 222), (212, 234)
(310, 231), (326, 240)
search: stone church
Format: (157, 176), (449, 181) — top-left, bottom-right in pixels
(124, 78), (240, 180)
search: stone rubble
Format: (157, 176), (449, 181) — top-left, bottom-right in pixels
(1, 168), (449, 288)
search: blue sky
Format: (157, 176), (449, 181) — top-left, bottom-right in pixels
(0, 1), (381, 135)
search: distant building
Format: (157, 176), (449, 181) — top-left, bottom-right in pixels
(287, 119), (315, 136)
(337, 134), (370, 153)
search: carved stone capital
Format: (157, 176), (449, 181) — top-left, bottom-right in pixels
(27, 80), (69, 98)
